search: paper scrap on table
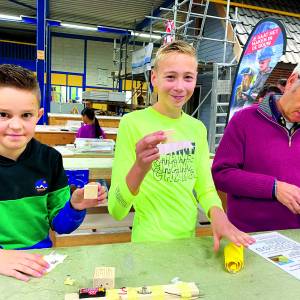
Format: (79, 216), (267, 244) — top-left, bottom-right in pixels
(64, 276), (75, 285)
(158, 141), (193, 155)
(43, 251), (67, 273)
(224, 243), (244, 273)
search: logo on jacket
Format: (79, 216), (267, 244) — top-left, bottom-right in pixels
(35, 179), (48, 193)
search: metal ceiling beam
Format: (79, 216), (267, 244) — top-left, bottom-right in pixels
(135, 0), (175, 31)
(8, 0), (36, 11)
(52, 32), (150, 47)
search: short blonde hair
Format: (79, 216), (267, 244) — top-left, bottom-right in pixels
(153, 40), (197, 70)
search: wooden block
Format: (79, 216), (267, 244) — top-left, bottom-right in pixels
(163, 129), (175, 143)
(84, 184), (98, 199)
(93, 267), (115, 289)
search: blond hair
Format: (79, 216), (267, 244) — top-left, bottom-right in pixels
(153, 40), (197, 70)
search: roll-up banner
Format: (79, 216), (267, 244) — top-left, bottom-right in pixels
(228, 18), (286, 122)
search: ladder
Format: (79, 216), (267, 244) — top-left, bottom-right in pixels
(112, 36), (130, 92)
(180, 0), (211, 48)
(159, 0), (238, 63)
(208, 63), (236, 153)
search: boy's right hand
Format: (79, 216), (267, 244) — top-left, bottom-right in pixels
(135, 131), (166, 173)
(126, 131), (166, 195)
(0, 249), (49, 281)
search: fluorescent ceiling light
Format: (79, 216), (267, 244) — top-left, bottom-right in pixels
(0, 14), (21, 21)
(61, 22), (96, 31)
(0, 15), (160, 40)
(130, 31), (161, 39)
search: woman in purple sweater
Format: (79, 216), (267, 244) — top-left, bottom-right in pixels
(76, 107), (106, 139)
(212, 64), (300, 233)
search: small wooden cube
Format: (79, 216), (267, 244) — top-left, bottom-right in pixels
(93, 267), (115, 289)
(84, 184), (98, 199)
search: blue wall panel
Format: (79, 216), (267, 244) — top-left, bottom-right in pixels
(0, 57), (36, 70)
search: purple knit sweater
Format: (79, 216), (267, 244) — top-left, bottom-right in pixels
(212, 98), (300, 232)
(76, 124), (96, 138)
(76, 124), (106, 139)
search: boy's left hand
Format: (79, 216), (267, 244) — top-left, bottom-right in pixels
(70, 183), (107, 210)
(209, 206), (255, 252)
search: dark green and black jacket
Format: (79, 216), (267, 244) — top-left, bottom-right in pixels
(0, 139), (85, 250)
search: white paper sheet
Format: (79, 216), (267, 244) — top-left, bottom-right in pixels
(43, 251), (67, 273)
(248, 231), (300, 280)
(157, 141), (193, 155)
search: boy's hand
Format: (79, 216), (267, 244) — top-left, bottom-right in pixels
(209, 207), (255, 252)
(0, 250), (49, 281)
(125, 131), (166, 195)
(70, 182), (107, 210)
(135, 131), (166, 173)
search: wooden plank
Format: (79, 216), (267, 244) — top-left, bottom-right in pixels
(54, 221), (211, 247)
(54, 232), (131, 247)
(48, 115), (120, 128)
(34, 127), (117, 145)
(35, 131), (76, 145)
(78, 213), (133, 230)
(66, 282), (200, 300)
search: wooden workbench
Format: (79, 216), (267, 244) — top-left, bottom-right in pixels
(54, 145), (114, 158)
(62, 157), (113, 180)
(1, 230), (300, 300)
(35, 125), (118, 145)
(48, 113), (121, 128)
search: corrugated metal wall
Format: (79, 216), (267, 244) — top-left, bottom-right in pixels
(86, 40), (114, 87)
(49, 0), (164, 28)
(51, 37), (84, 73)
(0, 41), (35, 61)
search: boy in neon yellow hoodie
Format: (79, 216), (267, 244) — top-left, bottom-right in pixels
(108, 41), (254, 250)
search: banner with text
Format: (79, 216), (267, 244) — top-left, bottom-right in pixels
(228, 18), (286, 122)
